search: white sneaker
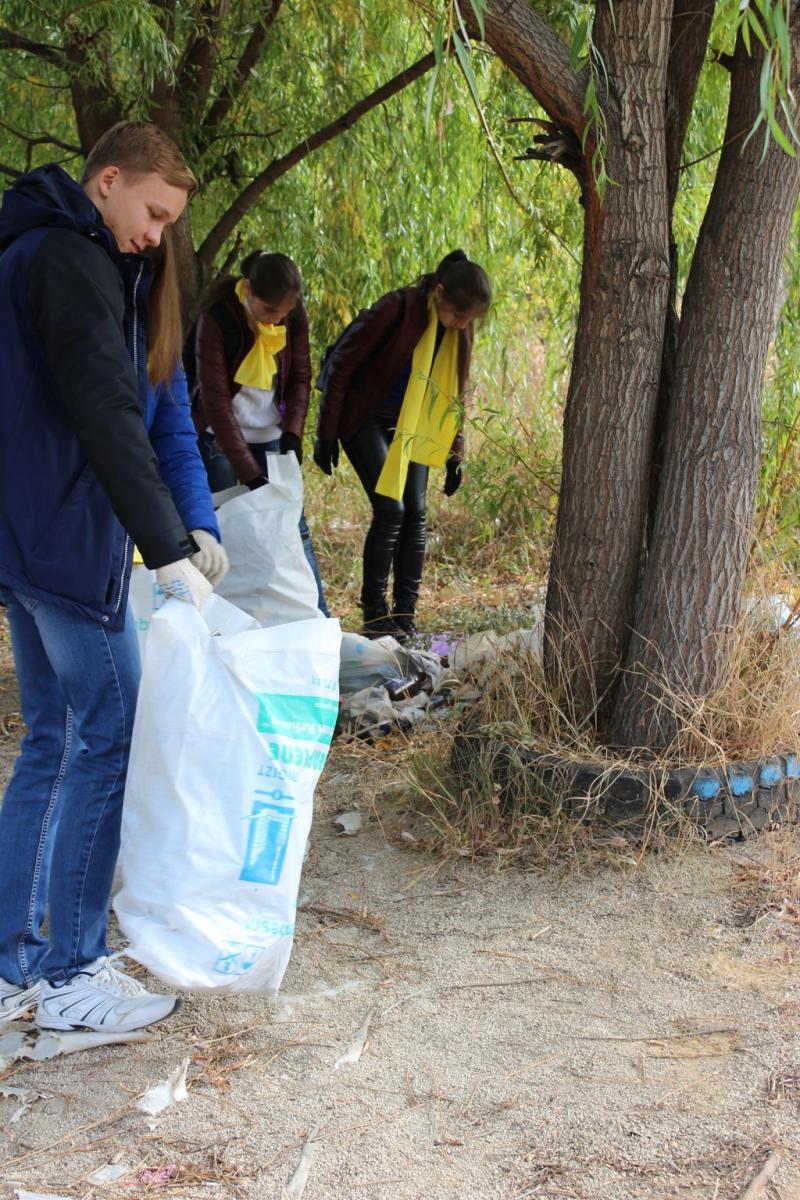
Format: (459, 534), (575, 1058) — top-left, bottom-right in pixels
(0, 977), (42, 1025)
(36, 957), (179, 1033)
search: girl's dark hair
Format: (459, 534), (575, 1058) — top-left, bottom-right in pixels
(199, 249), (303, 315)
(241, 250), (302, 304)
(146, 230), (182, 385)
(418, 249), (491, 313)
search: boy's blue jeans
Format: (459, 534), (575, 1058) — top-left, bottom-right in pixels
(0, 586), (140, 985)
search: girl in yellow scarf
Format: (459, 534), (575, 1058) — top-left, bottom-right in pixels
(314, 250), (491, 640)
(193, 249), (329, 615)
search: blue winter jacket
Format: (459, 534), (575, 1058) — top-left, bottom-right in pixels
(0, 164), (216, 629)
(146, 368), (220, 545)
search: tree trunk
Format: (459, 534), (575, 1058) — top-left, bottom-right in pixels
(64, 33), (121, 153)
(648, 0), (716, 546)
(609, 29), (800, 748)
(541, 1), (672, 722)
(171, 208), (207, 330)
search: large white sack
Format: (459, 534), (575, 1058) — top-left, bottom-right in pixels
(128, 564), (165, 658)
(213, 453), (320, 626)
(114, 594), (341, 993)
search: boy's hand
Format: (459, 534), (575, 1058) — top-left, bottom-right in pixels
(190, 529), (229, 587)
(155, 559), (213, 609)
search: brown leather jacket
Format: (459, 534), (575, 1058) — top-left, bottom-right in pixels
(317, 286), (471, 460)
(194, 286), (311, 483)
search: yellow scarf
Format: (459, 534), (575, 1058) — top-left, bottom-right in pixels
(375, 299), (460, 501)
(233, 278), (287, 390)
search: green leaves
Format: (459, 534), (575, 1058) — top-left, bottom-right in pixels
(428, 0), (488, 127)
(566, 7), (613, 201)
(737, 1), (799, 160)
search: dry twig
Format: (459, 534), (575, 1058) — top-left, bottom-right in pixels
(737, 1150), (781, 1199)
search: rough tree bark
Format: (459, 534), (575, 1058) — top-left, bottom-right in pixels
(539, 2), (672, 722)
(610, 25), (800, 748)
(484, 2), (672, 721)
(648, 0), (716, 546)
(483, 0), (800, 751)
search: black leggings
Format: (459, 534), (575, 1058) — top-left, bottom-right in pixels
(343, 413), (429, 617)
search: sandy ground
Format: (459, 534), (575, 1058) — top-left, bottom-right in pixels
(1, 621), (799, 1200)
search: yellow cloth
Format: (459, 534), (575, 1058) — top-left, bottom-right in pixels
(375, 300), (460, 501)
(233, 278), (286, 390)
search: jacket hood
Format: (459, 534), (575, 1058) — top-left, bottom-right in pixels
(0, 163), (113, 252)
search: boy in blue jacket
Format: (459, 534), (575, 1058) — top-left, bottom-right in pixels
(0, 122), (227, 1034)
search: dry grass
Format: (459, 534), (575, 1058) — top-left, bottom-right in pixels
(404, 723), (684, 872)
(401, 586), (800, 869)
(304, 394), (553, 639)
(730, 828), (800, 930)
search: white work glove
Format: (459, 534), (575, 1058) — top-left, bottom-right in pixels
(190, 528), (229, 587)
(155, 558), (213, 609)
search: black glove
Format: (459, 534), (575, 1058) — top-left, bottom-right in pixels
(246, 474), (268, 490)
(314, 437), (339, 476)
(443, 457), (462, 497)
(279, 431), (303, 464)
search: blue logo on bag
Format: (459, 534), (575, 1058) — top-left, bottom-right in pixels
(240, 798), (295, 885)
(212, 941), (264, 976)
(256, 693), (338, 746)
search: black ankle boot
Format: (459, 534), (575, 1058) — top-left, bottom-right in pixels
(391, 612), (418, 641)
(361, 608), (405, 640)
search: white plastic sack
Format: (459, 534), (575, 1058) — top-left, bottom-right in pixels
(214, 453), (320, 626)
(128, 564), (165, 657)
(114, 594), (341, 993)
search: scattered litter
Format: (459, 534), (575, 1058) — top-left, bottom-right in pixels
(339, 633), (404, 692)
(0, 1029), (29, 1069)
(338, 683), (431, 739)
(339, 633), (442, 695)
(334, 1008), (374, 1069)
(86, 1162), (131, 1185)
(744, 593), (798, 634)
(451, 626), (543, 678)
(128, 1165), (177, 1186)
(0, 1026), (154, 1070)
(400, 831), (417, 844)
(14, 1192), (73, 1200)
(337, 623), (550, 736)
(334, 810), (363, 836)
(137, 1057), (190, 1116)
(1, 1084), (42, 1123)
(286, 1125), (319, 1198)
(272, 978), (370, 1022)
(428, 634), (459, 661)
(324, 771), (354, 788)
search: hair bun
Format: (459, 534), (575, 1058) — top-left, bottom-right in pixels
(240, 249), (266, 275)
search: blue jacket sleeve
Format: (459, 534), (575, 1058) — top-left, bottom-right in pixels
(149, 367), (221, 542)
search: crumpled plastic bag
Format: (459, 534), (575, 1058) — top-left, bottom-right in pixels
(339, 632), (442, 694)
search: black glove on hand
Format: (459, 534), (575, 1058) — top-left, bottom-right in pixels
(443, 457), (463, 497)
(279, 431), (303, 464)
(313, 437), (339, 477)
(247, 474), (268, 490)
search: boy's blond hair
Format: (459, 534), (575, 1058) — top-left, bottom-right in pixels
(82, 121), (197, 195)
